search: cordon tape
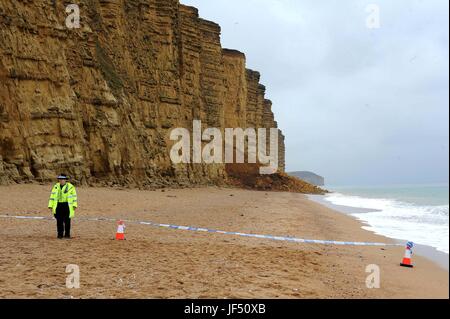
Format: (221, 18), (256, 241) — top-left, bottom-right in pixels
(0, 214), (404, 247)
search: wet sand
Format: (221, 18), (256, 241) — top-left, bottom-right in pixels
(0, 184), (448, 299)
(308, 194), (450, 271)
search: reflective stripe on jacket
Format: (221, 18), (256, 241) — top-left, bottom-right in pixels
(48, 182), (78, 218)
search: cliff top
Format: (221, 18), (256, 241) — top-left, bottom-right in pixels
(222, 48), (246, 59)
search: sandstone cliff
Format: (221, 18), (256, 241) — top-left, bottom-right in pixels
(0, 0), (285, 187)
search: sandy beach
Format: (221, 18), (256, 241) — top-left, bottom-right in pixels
(0, 184), (448, 299)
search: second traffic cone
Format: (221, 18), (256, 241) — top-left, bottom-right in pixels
(116, 220), (126, 240)
(400, 241), (414, 268)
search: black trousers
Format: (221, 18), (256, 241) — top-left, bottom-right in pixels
(55, 202), (71, 238)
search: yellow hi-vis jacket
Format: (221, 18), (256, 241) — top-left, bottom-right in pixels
(48, 182), (78, 218)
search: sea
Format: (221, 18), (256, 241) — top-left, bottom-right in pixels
(319, 184), (449, 255)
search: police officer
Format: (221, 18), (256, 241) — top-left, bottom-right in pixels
(48, 174), (78, 239)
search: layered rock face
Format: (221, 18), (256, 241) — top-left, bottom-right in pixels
(0, 0), (285, 187)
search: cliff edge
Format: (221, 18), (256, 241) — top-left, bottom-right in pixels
(0, 0), (285, 188)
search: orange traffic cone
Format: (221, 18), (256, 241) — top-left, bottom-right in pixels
(400, 241), (414, 268)
(116, 220), (126, 240)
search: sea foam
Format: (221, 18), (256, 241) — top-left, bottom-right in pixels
(324, 193), (449, 254)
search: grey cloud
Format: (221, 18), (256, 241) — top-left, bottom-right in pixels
(182, 0), (449, 186)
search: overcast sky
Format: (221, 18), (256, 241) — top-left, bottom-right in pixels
(182, 0), (449, 186)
